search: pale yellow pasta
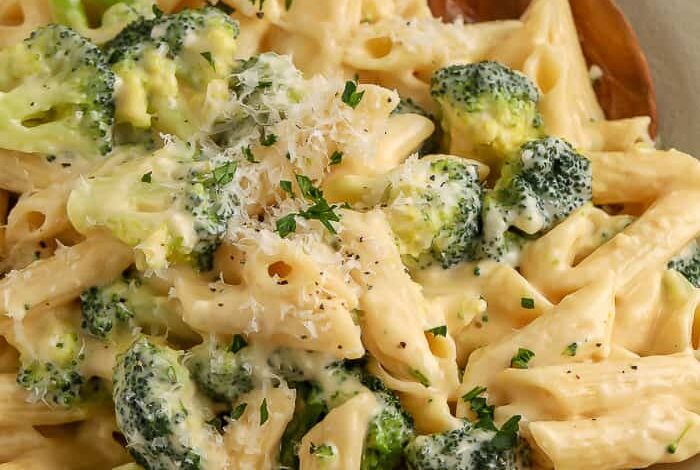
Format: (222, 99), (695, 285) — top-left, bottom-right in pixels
(0, 234), (133, 321)
(521, 192), (700, 301)
(456, 275), (615, 418)
(586, 148), (700, 205)
(170, 233), (364, 358)
(0, 427), (47, 463)
(416, 261), (553, 364)
(0, 150), (79, 194)
(529, 397), (700, 470)
(339, 209), (460, 433)
(4, 181), (74, 251)
(298, 391), (379, 470)
(223, 386), (296, 470)
(0, 0), (51, 48)
(489, 354), (700, 422)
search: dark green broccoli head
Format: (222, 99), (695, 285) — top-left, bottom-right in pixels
(80, 270), (197, 341)
(104, 7), (240, 139)
(16, 323), (85, 407)
(67, 142), (239, 272)
(405, 419), (520, 470)
(383, 155), (483, 268)
(113, 337), (218, 470)
(479, 137), (591, 263)
(669, 240), (700, 287)
(185, 337), (254, 403)
(0, 24), (114, 157)
(431, 61), (543, 166)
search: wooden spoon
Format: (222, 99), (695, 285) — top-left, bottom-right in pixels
(429, 0), (658, 137)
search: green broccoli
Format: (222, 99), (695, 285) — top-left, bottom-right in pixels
(49, 0), (158, 44)
(669, 239), (700, 287)
(80, 270), (197, 342)
(67, 140), (239, 271)
(405, 419), (523, 470)
(0, 24), (115, 157)
(479, 137), (592, 263)
(16, 316), (86, 407)
(104, 7), (240, 139)
(279, 360), (414, 470)
(382, 155), (483, 268)
(213, 52), (305, 148)
(185, 336), (255, 403)
(431, 61), (543, 169)
(113, 337), (222, 470)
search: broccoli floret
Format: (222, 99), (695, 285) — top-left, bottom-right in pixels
(213, 52), (305, 148)
(104, 7), (239, 139)
(0, 24), (115, 157)
(391, 97), (440, 156)
(669, 239), (700, 287)
(113, 337), (220, 470)
(382, 155), (483, 268)
(405, 419), (521, 470)
(16, 317), (86, 407)
(279, 360), (414, 470)
(479, 137), (591, 263)
(67, 140), (239, 271)
(185, 337), (254, 403)
(431, 61), (543, 168)
(80, 270), (197, 341)
(49, 0), (158, 44)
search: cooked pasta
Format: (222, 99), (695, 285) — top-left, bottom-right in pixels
(0, 0), (697, 469)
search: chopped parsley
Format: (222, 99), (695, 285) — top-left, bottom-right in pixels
(140, 171), (152, 183)
(280, 180), (294, 197)
(426, 325), (447, 337)
(410, 368), (430, 387)
(260, 398), (269, 425)
(243, 146), (259, 163)
(200, 51), (214, 70)
(310, 442), (336, 459)
(490, 415), (522, 451)
(341, 79), (365, 109)
(276, 213), (297, 238)
(667, 424), (691, 454)
(285, 0), (293, 10)
(329, 150), (343, 165)
(276, 174), (341, 237)
(473, 265), (481, 276)
(229, 334), (248, 354)
(510, 348), (535, 369)
(230, 402), (247, 420)
(260, 131), (278, 147)
(211, 161), (237, 186)
(563, 342), (578, 357)
(520, 297), (535, 309)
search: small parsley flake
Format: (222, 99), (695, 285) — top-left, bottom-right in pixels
(510, 348), (535, 369)
(563, 342), (578, 357)
(230, 402), (247, 420)
(260, 398), (269, 425)
(341, 79), (365, 109)
(141, 171), (152, 183)
(329, 150), (343, 165)
(520, 297), (535, 309)
(200, 51), (214, 70)
(426, 325), (447, 337)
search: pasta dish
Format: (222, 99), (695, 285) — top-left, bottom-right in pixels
(0, 0), (699, 469)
